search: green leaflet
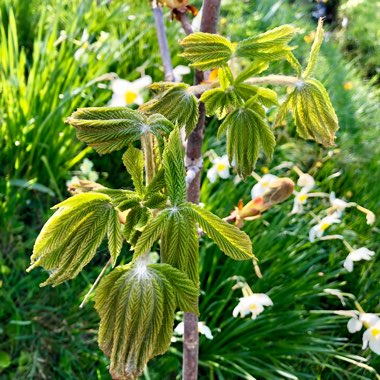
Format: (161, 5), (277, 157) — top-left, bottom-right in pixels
(235, 61), (269, 84)
(66, 107), (173, 154)
(286, 51), (302, 77)
(236, 25), (297, 61)
(123, 206), (151, 248)
(180, 32), (235, 70)
(183, 203), (254, 261)
(122, 146), (145, 196)
(28, 193), (117, 286)
(218, 107), (276, 178)
(108, 210), (123, 266)
(162, 128), (187, 205)
(290, 79), (339, 146)
(94, 263), (176, 380)
(303, 18), (324, 78)
(140, 84), (199, 136)
(160, 210), (199, 284)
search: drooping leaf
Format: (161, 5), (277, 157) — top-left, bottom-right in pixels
(122, 146), (145, 195)
(108, 209), (123, 266)
(218, 65), (234, 90)
(146, 168), (166, 196)
(184, 203), (254, 261)
(303, 18), (324, 78)
(28, 193), (115, 286)
(273, 94), (293, 127)
(94, 263), (176, 380)
(123, 206), (151, 247)
(236, 25), (297, 61)
(290, 79), (339, 146)
(140, 84), (199, 136)
(150, 263), (199, 314)
(286, 51), (302, 77)
(180, 32), (235, 70)
(66, 108), (173, 154)
(162, 128), (187, 205)
(218, 108), (275, 178)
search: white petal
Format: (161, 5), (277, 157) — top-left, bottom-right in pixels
(111, 79), (130, 94)
(366, 211), (376, 225)
(109, 93), (127, 107)
(198, 322), (213, 340)
(309, 226), (317, 242)
(347, 317), (362, 333)
(174, 322), (184, 335)
(369, 337), (380, 355)
(232, 304), (241, 318)
(343, 257), (353, 272)
(251, 183), (265, 199)
(261, 174), (278, 183)
(297, 173), (315, 192)
(134, 94), (144, 106)
(207, 168), (218, 183)
(88, 171), (99, 182)
(218, 167), (230, 179)
(173, 65), (191, 76)
(251, 293), (273, 306)
(360, 313), (380, 326)
(131, 75), (152, 90)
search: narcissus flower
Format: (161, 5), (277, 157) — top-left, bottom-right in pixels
(347, 313), (379, 334)
(297, 173), (315, 192)
(207, 154), (230, 183)
(363, 320), (380, 354)
(343, 247), (375, 272)
(174, 321), (213, 340)
(232, 293), (273, 319)
(110, 75), (152, 107)
(79, 158), (94, 175)
(309, 213), (341, 242)
(251, 174), (278, 198)
(173, 65), (191, 82)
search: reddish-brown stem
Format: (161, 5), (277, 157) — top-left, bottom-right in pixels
(183, 1), (221, 379)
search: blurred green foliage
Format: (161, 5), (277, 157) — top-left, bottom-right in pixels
(0, 0), (379, 379)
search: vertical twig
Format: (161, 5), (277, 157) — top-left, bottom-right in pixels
(183, 1), (221, 379)
(152, 0), (174, 81)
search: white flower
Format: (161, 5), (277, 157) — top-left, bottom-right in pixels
(363, 320), (380, 355)
(174, 321), (213, 340)
(291, 188), (310, 214)
(74, 29), (90, 61)
(80, 158), (94, 175)
(309, 213), (341, 242)
(66, 175), (80, 187)
(87, 170), (99, 182)
(347, 313), (379, 334)
(297, 173), (315, 192)
(232, 293), (273, 320)
(173, 65), (191, 82)
(207, 155), (230, 183)
(251, 174), (278, 198)
(110, 75), (152, 107)
(343, 247), (375, 272)
(365, 211), (376, 225)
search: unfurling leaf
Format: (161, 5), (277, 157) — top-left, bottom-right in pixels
(290, 79), (339, 146)
(123, 206), (151, 247)
(28, 193), (116, 286)
(163, 128), (187, 205)
(180, 32), (235, 70)
(122, 146), (145, 195)
(140, 84), (199, 136)
(200, 88), (240, 119)
(66, 107), (173, 154)
(303, 18), (324, 78)
(236, 25), (297, 61)
(218, 108), (275, 178)
(184, 203), (254, 260)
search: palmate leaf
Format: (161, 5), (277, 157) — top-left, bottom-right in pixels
(66, 107), (173, 154)
(180, 32), (235, 70)
(183, 203), (254, 261)
(123, 206), (151, 248)
(218, 107), (276, 178)
(200, 87), (240, 119)
(28, 193), (119, 286)
(94, 262), (198, 380)
(162, 128), (187, 205)
(140, 84), (199, 136)
(291, 79), (339, 146)
(236, 25), (297, 61)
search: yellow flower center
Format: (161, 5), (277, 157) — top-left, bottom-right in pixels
(371, 328), (380, 337)
(261, 166), (270, 174)
(343, 82), (353, 91)
(249, 304), (257, 311)
(125, 91), (138, 105)
(262, 181), (269, 188)
(320, 222), (330, 231)
(216, 163), (227, 172)
(299, 194), (308, 203)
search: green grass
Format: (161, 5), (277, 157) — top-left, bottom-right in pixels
(1, 0), (379, 379)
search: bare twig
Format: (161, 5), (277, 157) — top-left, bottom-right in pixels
(183, 1), (222, 380)
(79, 259), (111, 308)
(152, 1), (174, 81)
(175, 10), (194, 35)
